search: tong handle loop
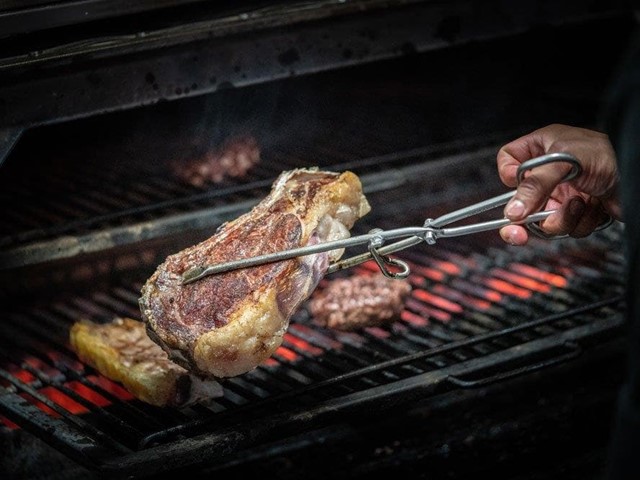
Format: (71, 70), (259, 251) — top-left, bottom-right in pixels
(517, 153), (581, 240)
(516, 152), (582, 186)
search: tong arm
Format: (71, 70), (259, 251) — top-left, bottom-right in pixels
(182, 226), (432, 284)
(327, 195), (555, 274)
(181, 152), (602, 283)
(182, 202), (557, 283)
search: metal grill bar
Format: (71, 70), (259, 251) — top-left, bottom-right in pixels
(0, 366), (131, 453)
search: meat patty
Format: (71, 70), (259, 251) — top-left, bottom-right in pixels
(70, 317), (223, 407)
(139, 168), (371, 378)
(171, 134), (260, 187)
(308, 273), (412, 331)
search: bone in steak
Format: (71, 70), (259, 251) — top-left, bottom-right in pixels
(139, 168), (371, 378)
(70, 317), (223, 407)
(308, 273), (412, 331)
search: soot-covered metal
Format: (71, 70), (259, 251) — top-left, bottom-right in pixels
(0, 2), (637, 479)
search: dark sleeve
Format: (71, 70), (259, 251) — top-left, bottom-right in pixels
(600, 25), (640, 480)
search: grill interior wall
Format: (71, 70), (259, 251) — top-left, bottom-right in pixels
(0, 11), (635, 479)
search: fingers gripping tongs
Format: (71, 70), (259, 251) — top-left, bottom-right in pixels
(182, 153), (610, 285)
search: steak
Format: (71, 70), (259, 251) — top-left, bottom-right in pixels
(70, 317), (223, 407)
(139, 168), (371, 378)
(308, 272), (412, 331)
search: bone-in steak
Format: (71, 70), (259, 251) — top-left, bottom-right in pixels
(139, 168), (370, 378)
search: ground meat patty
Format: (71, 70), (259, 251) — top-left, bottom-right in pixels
(308, 273), (412, 331)
(172, 134), (260, 187)
(70, 317), (223, 407)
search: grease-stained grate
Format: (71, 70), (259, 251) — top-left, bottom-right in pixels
(0, 219), (626, 474)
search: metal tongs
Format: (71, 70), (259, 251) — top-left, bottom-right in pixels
(182, 153), (611, 284)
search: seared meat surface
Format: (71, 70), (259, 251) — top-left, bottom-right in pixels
(139, 168), (370, 378)
(308, 273), (412, 331)
(69, 317), (223, 407)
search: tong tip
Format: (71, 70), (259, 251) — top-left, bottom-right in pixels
(181, 266), (207, 285)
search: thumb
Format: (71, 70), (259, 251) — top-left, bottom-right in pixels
(504, 162), (572, 220)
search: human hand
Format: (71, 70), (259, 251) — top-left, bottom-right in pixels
(497, 124), (621, 245)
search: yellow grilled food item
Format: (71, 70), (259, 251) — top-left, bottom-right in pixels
(69, 317), (223, 407)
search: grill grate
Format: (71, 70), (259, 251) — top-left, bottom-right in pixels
(0, 215), (627, 474)
(0, 136), (511, 275)
(0, 100), (439, 252)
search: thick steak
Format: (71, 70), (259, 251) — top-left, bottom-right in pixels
(139, 168), (370, 377)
